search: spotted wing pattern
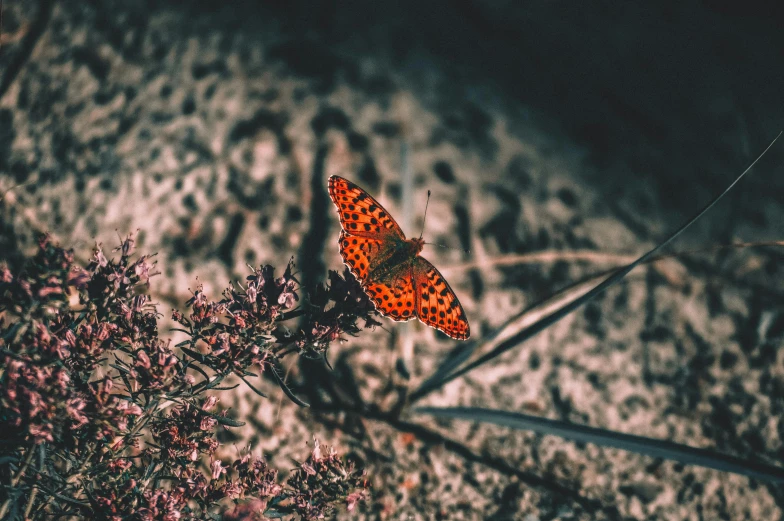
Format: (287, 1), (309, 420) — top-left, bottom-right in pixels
(328, 175), (471, 340)
(328, 176), (404, 239)
(414, 257), (470, 340)
(365, 275), (417, 322)
(338, 230), (384, 282)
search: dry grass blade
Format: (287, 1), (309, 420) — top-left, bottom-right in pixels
(411, 131), (783, 402)
(415, 406), (784, 482)
(440, 240), (784, 275)
(420, 239), (784, 394)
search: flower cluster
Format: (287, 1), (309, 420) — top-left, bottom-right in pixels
(151, 398), (221, 463)
(0, 235), (369, 520)
(2, 357), (82, 443)
(287, 439), (369, 519)
(286, 268), (381, 358)
(173, 278), (279, 375)
(172, 260), (381, 392)
(0, 236), (100, 445)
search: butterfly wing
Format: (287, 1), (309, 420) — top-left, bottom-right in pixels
(365, 274), (417, 322)
(414, 257), (470, 340)
(338, 230), (386, 283)
(329, 176), (468, 338)
(328, 175), (405, 240)
(341, 235), (416, 321)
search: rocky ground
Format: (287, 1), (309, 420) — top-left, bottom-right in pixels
(2, 1), (784, 519)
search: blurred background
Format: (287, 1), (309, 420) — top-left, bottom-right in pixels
(1, 1), (783, 518)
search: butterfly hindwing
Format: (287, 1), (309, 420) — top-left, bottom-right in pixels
(328, 176), (405, 239)
(365, 274), (417, 322)
(414, 257), (470, 340)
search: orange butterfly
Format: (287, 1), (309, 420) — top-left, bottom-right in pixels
(327, 175), (470, 340)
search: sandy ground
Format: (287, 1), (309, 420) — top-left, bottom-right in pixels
(2, 1), (784, 519)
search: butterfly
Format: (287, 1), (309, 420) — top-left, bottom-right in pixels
(327, 175), (470, 340)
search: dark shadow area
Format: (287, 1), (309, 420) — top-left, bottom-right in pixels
(166, 0), (784, 221)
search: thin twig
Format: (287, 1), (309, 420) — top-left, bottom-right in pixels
(275, 357), (295, 422)
(11, 448), (34, 486)
(65, 443), (95, 484)
(24, 485), (39, 518)
(33, 481), (89, 508)
(440, 240), (784, 274)
(0, 447), (36, 519)
(0, 0), (4, 55)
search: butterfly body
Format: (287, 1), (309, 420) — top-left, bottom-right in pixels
(328, 176), (470, 340)
(365, 236), (423, 283)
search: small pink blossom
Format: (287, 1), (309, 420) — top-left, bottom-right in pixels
(136, 350), (151, 369)
(211, 460), (226, 480)
(202, 396), (218, 411)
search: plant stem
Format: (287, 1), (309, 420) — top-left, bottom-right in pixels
(24, 485), (38, 519)
(66, 443), (95, 484)
(0, 447), (36, 518)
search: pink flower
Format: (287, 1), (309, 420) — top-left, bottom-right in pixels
(245, 283), (257, 304)
(311, 438), (323, 461)
(346, 491), (366, 512)
(38, 285), (63, 298)
(200, 416), (217, 431)
(157, 350), (176, 368)
(67, 267), (90, 288)
(211, 460), (226, 480)
(122, 402), (143, 416)
(134, 257), (156, 285)
(222, 499), (268, 521)
(67, 398), (89, 428)
(94, 246), (108, 267)
(28, 424), (54, 443)
(136, 350), (151, 369)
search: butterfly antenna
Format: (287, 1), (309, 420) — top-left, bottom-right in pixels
(426, 242), (470, 254)
(0, 0), (4, 56)
(419, 190), (470, 253)
(419, 190), (431, 240)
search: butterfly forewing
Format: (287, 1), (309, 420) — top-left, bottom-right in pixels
(328, 176), (404, 239)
